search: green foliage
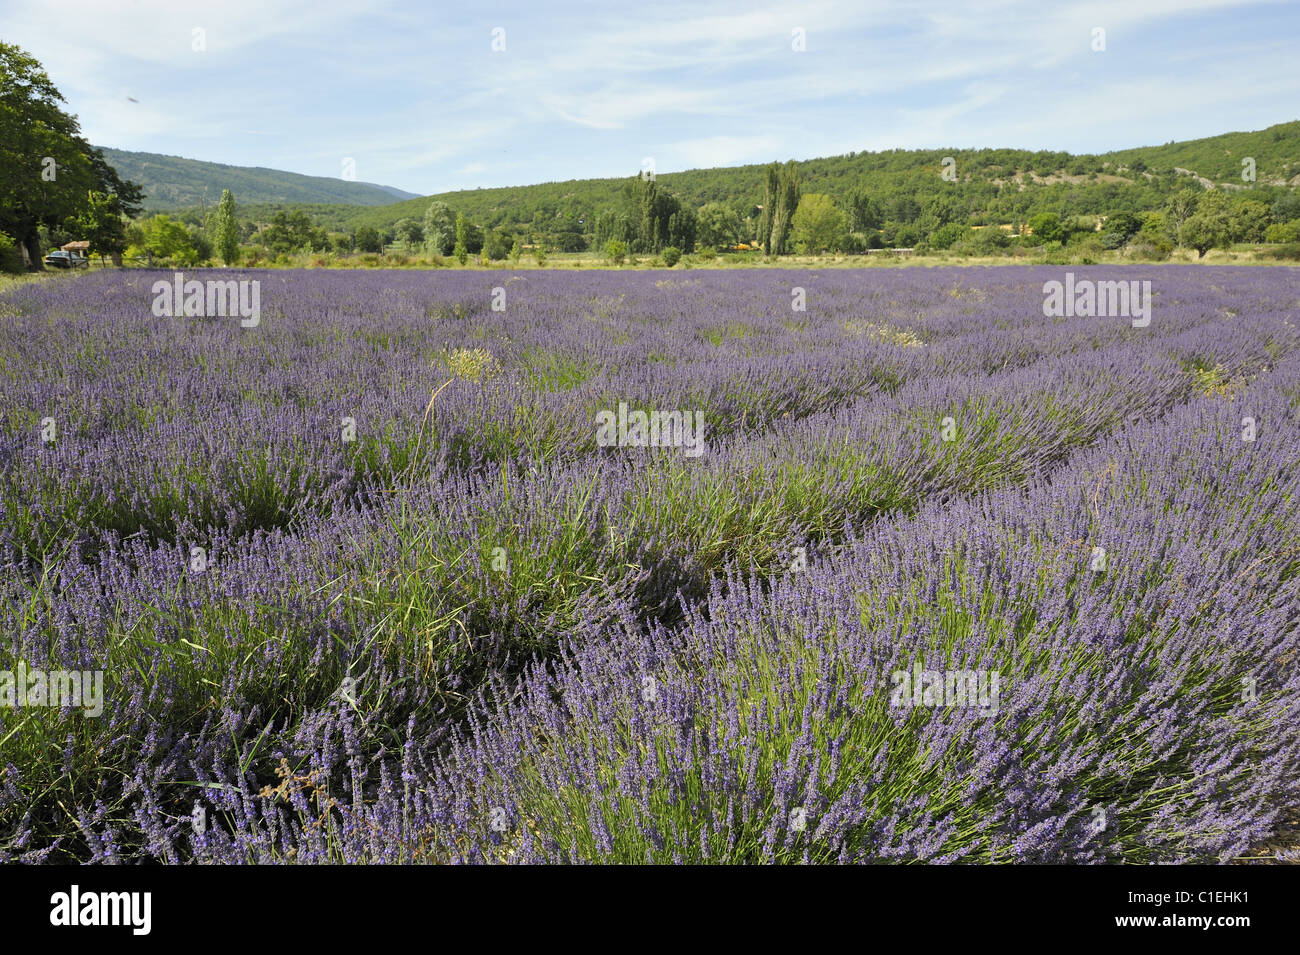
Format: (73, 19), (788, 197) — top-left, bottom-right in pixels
(1228, 199), (1270, 243)
(394, 217), (423, 248)
(757, 161), (800, 254)
(1178, 192), (1231, 257)
(483, 228), (510, 261)
(453, 213), (469, 264)
(1264, 221), (1300, 243)
(594, 177), (696, 254)
(695, 202), (744, 248)
(1027, 212), (1064, 244)
(1098, 211), (1140, 249)
(0, 43), (141, 267)
(259, 209), (328, 254)
(0, 232), (23, 273)
(928, 222), (969, 250)
(120, 118), (1300, 265)
(213, 189), (240, 265)
(1264, 242), (1300, 261)
(791, 193), (846, 253)
(423, 201), (455, 255)
(68, 190), (128, 262)
(605, 239), (627, 265)
(1106, 120), (1300, 183)
(661, 245), (681, 267)
(355, 225), (382, 253)
(133, 214), (198, 264)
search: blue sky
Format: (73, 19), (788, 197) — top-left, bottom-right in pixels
(4, 0), (1298, 195)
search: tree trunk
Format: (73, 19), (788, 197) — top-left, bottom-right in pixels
(23, 232), (43, 271)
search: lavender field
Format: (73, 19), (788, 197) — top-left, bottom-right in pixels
(2, 265), (1299, 864)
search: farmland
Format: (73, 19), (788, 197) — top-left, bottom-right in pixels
(1, 266), (1298, 863)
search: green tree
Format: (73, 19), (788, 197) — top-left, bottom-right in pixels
(605, 239), (627, 265)
(483, 228), (510, 261)
(695, 202), (743, 249)
(453, 213), (469, 264)
(1228, 199), (1270, 243)
(355, 225), (382, 253)
(928, 222), (969, 250)
(0, 43), (93, 267)
(187, 224), (213, 263)
(661, 245), (681, 267)
(1164, 189), (1202, 238)
(1099, 211), (1141, 249)
(259, 210), (317, 253)
(423, 201), (455, 254)
(132, 214), (196, 264)
(212, 189), (240, 265)
(70, 190), (127, 265)
(1027, 212), (1064, 244)
(758, 160), (800, 254)
(1179, 209), (1230, 257)
(847, 190), (883, 232)
(791, 194), (846, 253)
(394, 217), (424, 249)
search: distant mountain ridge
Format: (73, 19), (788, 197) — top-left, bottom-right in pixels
(98, 147), (419, 209)
(108, 121), (1299, 240)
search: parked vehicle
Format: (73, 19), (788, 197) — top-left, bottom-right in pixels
(44, 250), (88, 269)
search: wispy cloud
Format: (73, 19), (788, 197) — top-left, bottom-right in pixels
(2, 0), (1295, 193)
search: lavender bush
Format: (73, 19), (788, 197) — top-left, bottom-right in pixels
(1, 266), (1296, 863)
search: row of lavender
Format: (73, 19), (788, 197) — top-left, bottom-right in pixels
(155, 350), (1300, 864)
(1, 267), (1297, 861)
(3, 268), (1285, 564)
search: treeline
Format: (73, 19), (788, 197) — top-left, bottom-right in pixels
(168, 119), (1300, 264)
(122, 165), (1300, 269)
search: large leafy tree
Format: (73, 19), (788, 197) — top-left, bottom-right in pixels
(790, 194), (846, 253)
(0, 42), (141, 268)
(592, 177), (694, 253)
(695, 202), (744, 249)
(258, 210), (320, 253)
(69, 191), (128, 264)
(1178, 192), (1231, 258)
(422, 201), (456, 255)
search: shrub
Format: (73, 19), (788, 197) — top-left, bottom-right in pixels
(661, 246), (681, 267)
(1265, 243), (1300, 261)
(1264, 221), (1300, 244)
(0, 233), (24, 274)
(1126, 238), (1172, 261)
(928, 223), (969, 250)
(605, 240), (627, 266)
